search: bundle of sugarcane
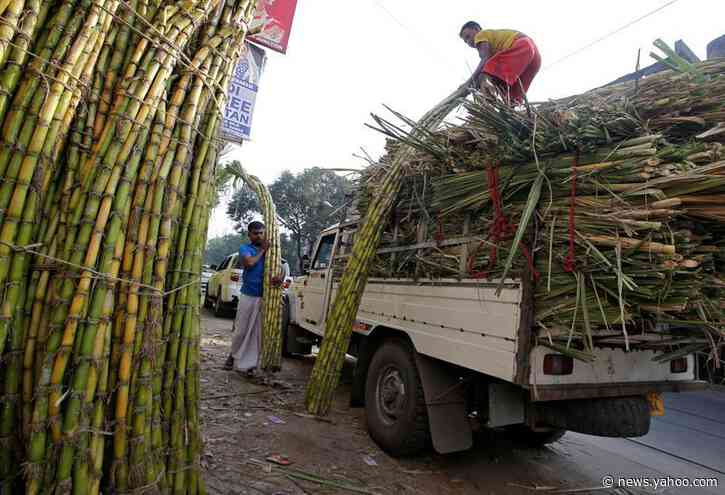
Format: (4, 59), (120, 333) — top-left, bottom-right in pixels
(350, 51), (724, 363)
(236, 169), (284, 372)
(304, 84), (472, 416)
(0, 0), (258, 493)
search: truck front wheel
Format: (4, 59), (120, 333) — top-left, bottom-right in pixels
(214, 290), (226, 317)
(365, 339), (430, 457)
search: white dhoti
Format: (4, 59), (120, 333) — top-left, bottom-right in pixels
(230, 294), (262, 372)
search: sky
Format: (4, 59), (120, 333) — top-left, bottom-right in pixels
(208, 0), (725, 238)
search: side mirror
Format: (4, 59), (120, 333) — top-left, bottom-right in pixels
(210, 264), (218, 271)
(301, 255), (310, 274)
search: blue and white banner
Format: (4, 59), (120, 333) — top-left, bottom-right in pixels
(221, 42), (267, 142)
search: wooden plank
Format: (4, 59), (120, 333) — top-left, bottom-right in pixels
(459, 213), (471, 274)
(604, 39), (701, 86)
(335, 235), (483, 258)
(675, 40), (701, 63)
(708, 35), (725, 60)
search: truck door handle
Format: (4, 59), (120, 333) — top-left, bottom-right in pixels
(320, 273), (326, 279)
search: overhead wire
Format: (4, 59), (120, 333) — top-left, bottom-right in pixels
(370, 0), (469, 78)
(542, 0), (681, 71)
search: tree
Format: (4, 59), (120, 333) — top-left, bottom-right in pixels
(226, 183), (261, 232)
(204, 233), (248, 266)
(227, 167), (350, 272)
(280, 233), (299, 276)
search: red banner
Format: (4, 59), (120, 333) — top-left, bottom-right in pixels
(248, 0), (298, 54)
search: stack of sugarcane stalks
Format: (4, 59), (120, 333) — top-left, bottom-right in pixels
(345, 49), (725, 368)
(0, 0), (258, 493)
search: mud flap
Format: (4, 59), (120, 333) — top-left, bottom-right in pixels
(414, 353), (473, 454)
(285, 323), (313, 355)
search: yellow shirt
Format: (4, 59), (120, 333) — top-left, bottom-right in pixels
(474, 29), (519, 55)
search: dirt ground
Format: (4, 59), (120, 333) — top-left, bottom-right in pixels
(199, 309), (635, 495)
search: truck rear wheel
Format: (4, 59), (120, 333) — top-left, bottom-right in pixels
(365, 339), (430, 457)
(535, 396), (650, 437)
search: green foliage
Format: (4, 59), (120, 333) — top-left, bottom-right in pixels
(204, 233), (248, 266)
(227, 166), (351, 272)
(280, 233), (300, 276)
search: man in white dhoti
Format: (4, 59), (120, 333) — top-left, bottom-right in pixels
(224, 221), (280, 376)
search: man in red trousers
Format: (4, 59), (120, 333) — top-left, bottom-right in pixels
(459, 21), (541, 105)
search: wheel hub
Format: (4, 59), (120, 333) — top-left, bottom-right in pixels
(377, 366), (406, 423)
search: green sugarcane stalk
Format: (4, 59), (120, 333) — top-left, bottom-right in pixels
(0, 0), (42, 120)
(239, 172), (284, 371)
(306, 85), (471, 415)
(0, 0), (25, 68)
(0, 8), (104, 374)
(86, 290), (113, 495)
(26, 3), (211, 492)
(0, 251), (31, 492)
(3, 2), (111, 469)
(54, 99), (152, 494)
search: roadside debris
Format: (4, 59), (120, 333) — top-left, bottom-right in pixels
(266, 454), (293, 466)
(268, 415), (286, 425)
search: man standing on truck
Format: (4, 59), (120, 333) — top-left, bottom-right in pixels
(459, 21), (541, 105)
(224, 221), (281, 377)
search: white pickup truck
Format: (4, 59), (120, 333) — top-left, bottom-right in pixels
(283, 220), (706, 457)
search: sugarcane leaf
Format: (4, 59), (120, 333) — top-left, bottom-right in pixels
(496, 172), (544, 295)
(580, 273), (594, 352)
(615, 240), (631, 351)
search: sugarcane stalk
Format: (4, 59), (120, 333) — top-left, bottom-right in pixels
(25, 3), (215, 493)
(238, 171), (284, 371)
(305, 84), (471, 415)
(0, 0), (25, 69)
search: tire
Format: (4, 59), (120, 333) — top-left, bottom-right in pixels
(203, 285), (213, 309)
(536, 396), (650, 437)
(508, 425), (566, 447)
(214, 290), (226, 317)
(281, 296), (292, 358)
(365, 339), (430, 457)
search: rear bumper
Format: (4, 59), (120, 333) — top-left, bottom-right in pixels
(221, 285), (241, 303)
(528, 380), (708, 402)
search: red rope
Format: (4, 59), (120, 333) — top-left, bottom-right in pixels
(563, 149), (580, 273)
(467, 162), (539, 281)
(434, 214), (445, 246)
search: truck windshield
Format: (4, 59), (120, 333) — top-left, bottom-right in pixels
(313, 234), (335, 269)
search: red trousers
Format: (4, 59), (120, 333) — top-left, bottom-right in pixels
(482, 37), (541, 104)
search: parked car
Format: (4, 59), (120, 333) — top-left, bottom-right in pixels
(200, 264), (215, 299)
(204, 252), (291, 317)
(204, 253), (243, 316)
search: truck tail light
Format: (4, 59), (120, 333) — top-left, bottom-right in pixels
(670, 357), (688, 374)
(230, 273), (240, 282)
(543, 354), (573, 375)
(283, 280), (290, 289)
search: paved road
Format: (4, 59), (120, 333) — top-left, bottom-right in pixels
(596, 390), (725, 493)
(439, 390), (725, 494)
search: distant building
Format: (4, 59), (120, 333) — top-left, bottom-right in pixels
(707, 35), (725, 60)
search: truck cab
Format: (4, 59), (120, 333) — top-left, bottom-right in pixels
(283, 221), (706, 456)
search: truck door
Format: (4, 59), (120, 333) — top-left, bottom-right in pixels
(300, 232), (336, 330)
